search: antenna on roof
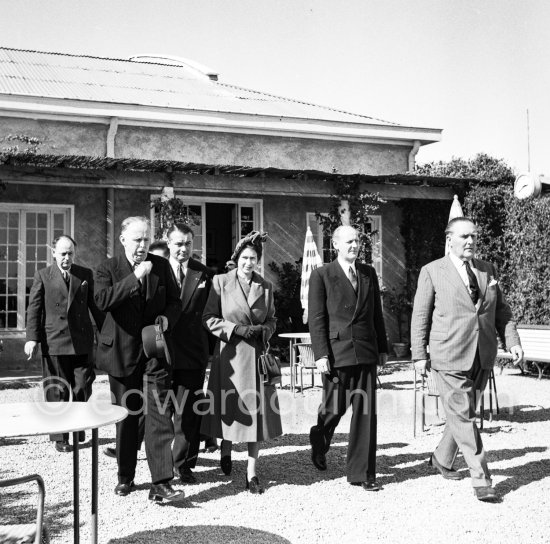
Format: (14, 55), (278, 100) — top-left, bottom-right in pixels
(129, 55), (219, 81)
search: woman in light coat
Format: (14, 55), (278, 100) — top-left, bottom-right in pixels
(201, 232), (282, 494)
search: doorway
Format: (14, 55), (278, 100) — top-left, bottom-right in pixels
(205, 203), (234, 275)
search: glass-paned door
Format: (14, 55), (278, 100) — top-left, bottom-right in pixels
(0, 205), (71, 331)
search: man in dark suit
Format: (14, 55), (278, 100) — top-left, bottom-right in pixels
(411, 217), (523, 502)
(102, 238), (168, 460)
(25, 235), (104, 452)
(165, 224), (212, 484)
(95, 216), (183, 503)
(308, 225), (388, 491)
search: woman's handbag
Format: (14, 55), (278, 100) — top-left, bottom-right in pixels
(258, 342), (282, 386)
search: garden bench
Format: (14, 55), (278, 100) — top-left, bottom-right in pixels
(496, 324), (550, 379)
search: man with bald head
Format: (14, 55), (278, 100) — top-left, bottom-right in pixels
(95, 216), (182, 503)
(25, 234), (104, 452)
(308, 225), (388, 491)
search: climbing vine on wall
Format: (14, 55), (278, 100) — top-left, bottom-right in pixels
(315, 178), (384, 264)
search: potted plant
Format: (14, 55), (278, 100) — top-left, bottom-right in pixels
(382, 287), (412, 358)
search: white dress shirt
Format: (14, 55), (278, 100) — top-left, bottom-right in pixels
(449, 252), (480, 287)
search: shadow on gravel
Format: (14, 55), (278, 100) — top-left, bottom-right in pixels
(491, 404), (550, 424)
(189, 434), (548, 502)
(0, 480), (73, 538)
(494, 458), (550, 497)
(188, 433), (418, 503)
(108, 525), (291, 544)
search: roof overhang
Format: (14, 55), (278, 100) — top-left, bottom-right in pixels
(0, 152), (482, 188)
(0, 93), (442, 147)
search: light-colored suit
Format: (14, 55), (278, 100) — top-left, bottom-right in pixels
(411, 256), (520, 369)
(411, 255), (520, 487)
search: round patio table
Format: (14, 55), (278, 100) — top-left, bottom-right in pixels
(0, 401), (127, 544)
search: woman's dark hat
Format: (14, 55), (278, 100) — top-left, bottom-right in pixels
(142, 316), (171, 363)
(230, 231), (268, 262)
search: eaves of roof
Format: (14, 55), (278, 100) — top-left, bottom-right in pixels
(0, 152), (489, 188)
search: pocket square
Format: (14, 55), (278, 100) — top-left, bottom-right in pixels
(488, 277), (498, 287)
(198, 281), (206, 288)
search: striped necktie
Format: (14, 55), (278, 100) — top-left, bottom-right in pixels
(178, 264), (185, 287)
(348, 266), (358, 293)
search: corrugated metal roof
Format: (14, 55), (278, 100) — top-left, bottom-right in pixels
(0, 46), (399, 126)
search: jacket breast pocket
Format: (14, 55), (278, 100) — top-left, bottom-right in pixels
(329, 331), (339, 340)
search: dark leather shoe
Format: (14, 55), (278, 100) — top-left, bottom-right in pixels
(429, 454), (463, 480)
(148, 483), (185, 503)
(220, 440), (232, 475)
(114, 481), (135, 496)
(104, 447), (116, 459)
(55, 440), (71, 453)
(311, 451), (327, 471)
(350, 479), (382, 491)
(178, 467), (197, 484)
(309, 426), (327, 471)
(202, 437), (218, 453)
(220, 455), (232, 475)
(246, 475), (265, 494)
(474, 486), (499, 502)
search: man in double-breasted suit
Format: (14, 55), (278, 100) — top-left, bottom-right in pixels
(308, 225), (388, 491)
(165, 223), (212, 484)
(95, 216), (183, 503)
(411, 217), (523, 502)
(25, 235), (104, 452)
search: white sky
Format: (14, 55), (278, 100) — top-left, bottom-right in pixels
(2, 0), (549, 175)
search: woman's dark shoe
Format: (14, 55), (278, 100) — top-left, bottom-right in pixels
(220, 440), (232, 475)
(220, 455), (232, 475)
(245, 475), (264, 494)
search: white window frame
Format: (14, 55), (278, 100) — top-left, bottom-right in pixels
(0, 203), (73, 333)
(150, 195), (263, 273)
(306, 212), (383, 278)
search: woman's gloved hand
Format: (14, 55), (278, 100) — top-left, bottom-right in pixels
(234, 325), (264, 339)
(248, 325), (264, 337)
(234, 325), (255, 339)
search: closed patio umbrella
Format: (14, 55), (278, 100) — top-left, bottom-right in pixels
(300, 226), (323, 323)
(445, 194), (464, 254)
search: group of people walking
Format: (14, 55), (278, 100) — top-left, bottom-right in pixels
(25, 214), (523, 504)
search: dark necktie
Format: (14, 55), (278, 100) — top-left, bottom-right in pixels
(178, 264), (185, 287)
(464, 261), (479, 304)
(348, 266), (358, 293)
(62, 270), (70, 289)
(134, 263), (144, 294)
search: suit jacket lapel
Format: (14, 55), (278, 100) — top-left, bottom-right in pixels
(67, 269), (81, 309)
(181, 267), (201, 311)
(353, 264), (370, 319)
(49, 265), (69, 308)
(472, 259), (487, 311)
(248, 274), (264, 309)
(145, 257), (159, 302)
(226, 270), (253, 322)
(116, 256), (142, 309)
(331, 261), (357, 299)
(441, 255), (472, 302)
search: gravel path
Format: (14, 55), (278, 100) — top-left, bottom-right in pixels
(1, 366), (549, 544)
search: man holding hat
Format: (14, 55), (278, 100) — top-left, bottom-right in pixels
(95, 216), (182, 503)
